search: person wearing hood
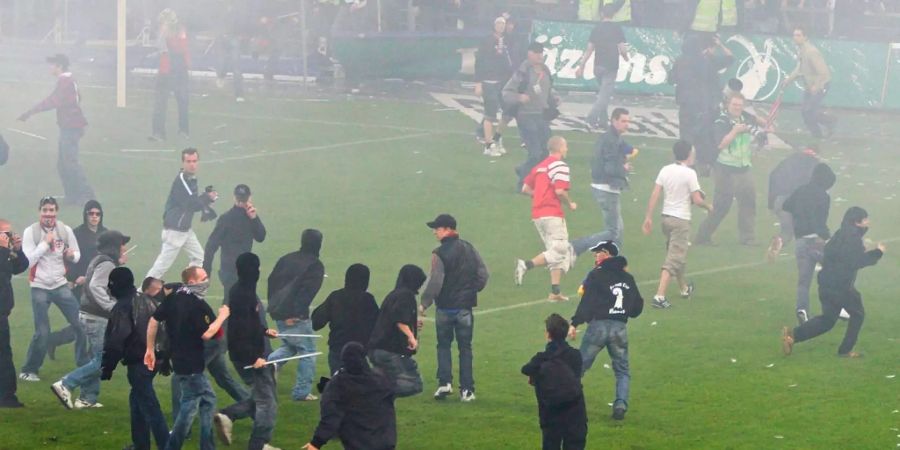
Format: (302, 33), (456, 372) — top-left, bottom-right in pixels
(267, 228), (325, 401)
(214, 253), (281, 450)
(766, 144), (822, 261)
(0, 219), (29, 408)
(420, 214), (489, 402)
(305, 342), (397, 450)
(569, 240), (643, 421)
(783, 207), (885, 358)
(782, 162), (836, 324)
(146, 266), (231, 450)
(311, 263), (379, 376)
(52, 229), (130, 409)
(100, 271), (170, 450)
(368, 264), (427, 398)
(49, 199), (108, 360)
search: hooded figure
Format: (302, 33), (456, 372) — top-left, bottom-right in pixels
(312, 263), (379, 375)
(67, 200), (106, 288)
(81, 230), (130, 319)
(308, 342), (397, 450)
(227, 252), (269, 367)
(782, 163), (836, 241)
(267, 228), (325, 321)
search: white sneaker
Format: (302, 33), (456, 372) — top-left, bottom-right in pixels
(73, 399), (103, 409)
(433, 383), (453, 400)
(460, 389), (476, 402)
(496, 137), (507, 154)
(295, 393), (318, 401)
(235, 96), (246, 103)
(214, 412), (233, 445)
(215, 78), (225, 89)
(262, 444), (282, 450)
(514, 259), (527, 286)
(839, 309), (850, 320)
(19, 372), (40, 382)
(51, 381), (73, 409)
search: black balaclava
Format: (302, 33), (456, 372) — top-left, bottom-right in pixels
(300, 229), (323, 257)
(341, 341), (368, 375)
(236, 252), (260, 285)
(108, 266), (136, 299)
(344, 263), (370, 291)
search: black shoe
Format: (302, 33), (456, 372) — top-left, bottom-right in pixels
(0, 397), (24, 408)
(612, 406), (626, 420)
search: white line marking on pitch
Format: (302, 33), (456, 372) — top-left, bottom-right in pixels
(120, 149), (175, 153)
(6, 127), (47, 140)
(205, 132), (432, 163)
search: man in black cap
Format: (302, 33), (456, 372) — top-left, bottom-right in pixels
(569, 240), (644, 421)
(204, 184), (267, 302)
(18, 54), (95, 206)
(420, 214), (489, 402)
(52, 230), (130, 409)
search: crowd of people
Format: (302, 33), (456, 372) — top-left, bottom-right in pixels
(0, 4), (892, 450)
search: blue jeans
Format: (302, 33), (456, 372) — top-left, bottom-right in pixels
(515, 113), (551, 188)
(22, 286), (86, 374)
(127, 364), (169, 450)
(221, 366), (277, 450)
(171, 339), (248, 419)
(795, 237), (824, 312)
(579, 319), (630, 410)
(585, 67), (616, 128)
(58, 127), (95, 205)
(268, 319), (316, 400)
(801, 85), (834, 138)
(572, 188), (623, 256)
(435, 309), (474, 391)
(61, 314), (106, 403)
(369, 349), (423, 398)
(168, 373), (216, 450)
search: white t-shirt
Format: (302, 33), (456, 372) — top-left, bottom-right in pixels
(655, 163), (701, 221)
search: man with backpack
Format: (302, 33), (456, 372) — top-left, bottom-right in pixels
(100, 274), (170, 450)
(521, 313), (587, 450)
(267, 229), (325, 401)
(569, 240), (644, 421)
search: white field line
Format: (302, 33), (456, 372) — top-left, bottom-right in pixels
(121, 148), (175, 153)
(6, 127), (47, 140)
(204, 132), (432, 163)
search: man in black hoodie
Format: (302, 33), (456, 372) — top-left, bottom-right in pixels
(766, 144), (822, 261)
(267, 229), (325, 401)
(368, 264), (427, 398)
(420, 214), (489, 402)
(781, 163), (836, 324)
(305, 342), (397, 450)
(521, 314), (586, 450)
(312, 263), (378, 376)
(0, 219), (29, 408)
(49, 200), (107, 359)
(474, 16), (514, 156)
(100, 271), (170, 450)
(214, 253), (281, 450)
(783, 207), (885, 358)
(203, 184), (267, 302)
(570, 240), (643, 421)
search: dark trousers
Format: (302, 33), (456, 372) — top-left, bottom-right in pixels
(127, 364), (170, 450)
(435, 308), (474, 391)
(152, 73), (190, 137)
(221, 365), (277, 450)
(369, 349), (423, 398)
(327, 346), (342, 376)
(541, 424), (587, 450)
(515, 113), (551, 188)
(0, 315), (17, 402)
(219, 270), (238, 305)
(695, 164), (756, 244)
(172, 340), (249, 419)
(216, 36), (244, 97)
(794, 287), (865, 355)
(58, 127), (95, 206)
(801, 86), (835, 138)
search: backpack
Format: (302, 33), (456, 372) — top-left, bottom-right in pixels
(30, 221), (69, 247)
(536, 350), (582, 407)
(133, 294), (169, 356)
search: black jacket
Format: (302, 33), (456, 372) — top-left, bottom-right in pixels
(421, 235), (489, 311)
(474, 33), (513, 83)
(591, 128), (628, 189)
(671, 34), (734, 112)
(0, 246), (29, 316)
(267, 229), (325, 319)
(162, 170), (215, 231)
(203, 205), (267, 277)
(818, 208), (882, 291)
(521, 340), (587, 429)
(227, 253), (271, 367)
(572, 256), (644, 326)
(783, 163), (835, 240)
(768, 152), (820, 209)
(100, 288), (149, 377)
(368, 265), (427, 356)
(66, 200), (106, 282)
(309, 364), (397, 450)
(312, 264), (379, 351)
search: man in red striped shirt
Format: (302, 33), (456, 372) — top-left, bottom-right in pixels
(515, 136), (578, 302)
(18, 54), (96, 207)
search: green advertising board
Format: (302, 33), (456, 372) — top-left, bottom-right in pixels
(531, 19), (895, 109)
(332, 34), (481, 80)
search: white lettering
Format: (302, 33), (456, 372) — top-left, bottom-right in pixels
(557, 49), (584, 79)
(645, 55), (671, 85)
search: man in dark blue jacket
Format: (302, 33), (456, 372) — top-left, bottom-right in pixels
(203, 184), (266, 301)
(570, 240), (643, 420)
(783, 207), (885, 358)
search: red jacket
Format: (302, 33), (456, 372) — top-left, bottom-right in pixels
(25, 73), (87, 129)
(159, 28), (191, 75)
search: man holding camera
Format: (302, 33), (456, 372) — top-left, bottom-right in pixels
(147, 148), (217, 280)
(695, 94), (769, 246)
(203, 184), (267, 302)
(0, 220), (29, 407)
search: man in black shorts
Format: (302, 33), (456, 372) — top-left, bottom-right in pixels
(474, 16), (514, 157)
